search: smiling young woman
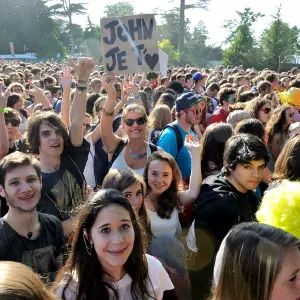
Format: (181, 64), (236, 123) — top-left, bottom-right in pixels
(53, 189), (177, 300)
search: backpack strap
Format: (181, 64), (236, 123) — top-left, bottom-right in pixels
(164, 124), (183, 158)
(149, 142), (158, 153)
(109, 139), (127, 168)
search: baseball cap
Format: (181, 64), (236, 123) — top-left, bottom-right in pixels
(175, 92), (201, 112)
(192, 72), (204, 81)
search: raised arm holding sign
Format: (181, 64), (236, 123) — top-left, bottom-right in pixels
(100, 14), (160, 75)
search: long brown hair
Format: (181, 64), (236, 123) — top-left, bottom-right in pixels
(265, 105), (291, 145)
(102, 169), (153, 246)
(212, 222), (300, 300)
(53, 189), (155, 300)
(148, 104), (172, 130)
(0, 261), (55, 300)
(143, 152), (182, 219)
(272, 136), (300, 181)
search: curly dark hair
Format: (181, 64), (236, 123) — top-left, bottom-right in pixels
(265, 105), (291, 145)
(244, 97), (271, 119)
(143, 152), (182, 219)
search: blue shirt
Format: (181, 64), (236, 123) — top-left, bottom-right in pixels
(157, 121), (196, 179)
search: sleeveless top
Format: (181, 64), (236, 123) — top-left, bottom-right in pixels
(110, 143), (152, 176)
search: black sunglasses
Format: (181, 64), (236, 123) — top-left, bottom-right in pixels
(5, 119), (20, 126)
(260, 107), (272, 114)
(124, 117), (146, 127)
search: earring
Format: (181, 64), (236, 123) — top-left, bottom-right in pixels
(83, 232), (93, 256)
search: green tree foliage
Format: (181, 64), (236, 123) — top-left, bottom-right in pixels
(50, 0), (87, 55)
(156, 9), (191, 51)
(260, 6), (300, 70)
(222, 8), (264, 68)
(103, 1), (134, 18)
(158, 39), (180, 65)
(0, 0), (66, 58)
(178, 0), (210, 53)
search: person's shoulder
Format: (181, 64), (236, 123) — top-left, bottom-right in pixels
(157, 124), (177, 141)
(146, 254), (174, 297)
(38, 212), (63, 230)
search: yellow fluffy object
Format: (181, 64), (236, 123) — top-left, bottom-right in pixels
(257, 180), (300, 239)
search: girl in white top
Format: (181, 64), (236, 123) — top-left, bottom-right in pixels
(101, 74), (161, 177)
(53, 189), (177, 300)
(143, 139), (201, 298)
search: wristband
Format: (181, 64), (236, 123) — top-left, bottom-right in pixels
(103, 108), (114, 116)
(0, 107), (8, 114)
(77, 79), (88, 84)
(75, 84), (88, 93)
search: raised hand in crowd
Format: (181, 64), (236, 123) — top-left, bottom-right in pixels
(60, 66), (72, 128)
(68, 57), (95, 147)
(26, 80), (51, 110)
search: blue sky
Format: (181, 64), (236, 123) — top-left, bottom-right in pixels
(73, 0), (298, 46)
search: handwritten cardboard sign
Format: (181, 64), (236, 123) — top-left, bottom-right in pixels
(100, 14), (160, 74)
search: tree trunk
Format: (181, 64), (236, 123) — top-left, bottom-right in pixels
(68, 14), (75, 56)
(179, 0), (185, 54)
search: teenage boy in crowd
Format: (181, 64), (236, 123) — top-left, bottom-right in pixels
(205, 82), (220, 114)
(0, 152), (64, 283)
(0, 57), (95, 236)
(158, 92), (201, 180)
(190, 134), (269, 299)
(207, 87), (236, 125)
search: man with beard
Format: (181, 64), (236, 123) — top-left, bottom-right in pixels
(158, 92), (201, 180)
(0, 152), (64, 283)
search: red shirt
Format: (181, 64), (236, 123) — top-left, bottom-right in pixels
(207, 108), (229, 126)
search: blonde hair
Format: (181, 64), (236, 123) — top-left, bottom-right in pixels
(121, 104), (148, 124)
(0, 261), (55, 299)
(148, 104), (172, 130)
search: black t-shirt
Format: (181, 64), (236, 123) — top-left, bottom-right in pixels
(38, 139), (90, 220)
(0, 212), (64, 283)
(8, 138), (29, 155)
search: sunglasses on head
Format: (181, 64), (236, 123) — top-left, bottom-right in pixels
(5, 119), (20, 126)
(186, 108), (201, 115)
(124, 117), (146, 126)
(260, 107), (272, 114)
(227, 97), (236, 102)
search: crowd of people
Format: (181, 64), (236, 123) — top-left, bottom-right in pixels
(0, 57), (300, 300)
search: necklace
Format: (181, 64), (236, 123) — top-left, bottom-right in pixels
(128, 147), (147, 159)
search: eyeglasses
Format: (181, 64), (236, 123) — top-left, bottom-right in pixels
(260, 107), (272, 114)
(124, 117), (146, 126)
(5, 119), (20, 126)
(186, 108), (201, 115)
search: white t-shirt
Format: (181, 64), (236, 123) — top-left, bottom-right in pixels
(83, 135), (96, 188)
(110, 143), (152, 177)
(55, 254), (174, 300)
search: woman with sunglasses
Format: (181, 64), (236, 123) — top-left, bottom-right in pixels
(101, 74), (160, 177)
(6, 93), (30, 134)
(244, 98), (273, 126)
(53, 189), (177, 300)
(265, 105), (295, 172)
